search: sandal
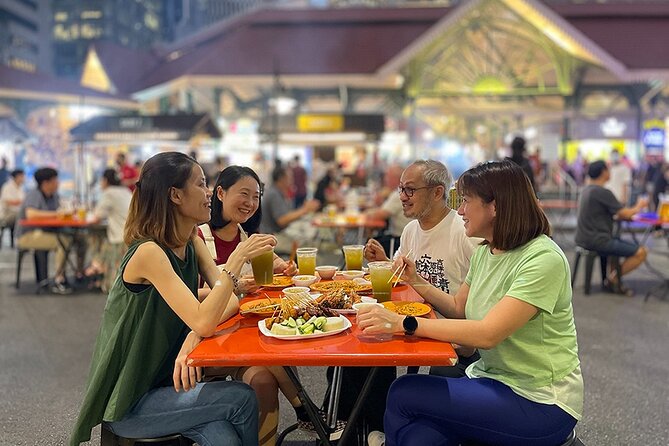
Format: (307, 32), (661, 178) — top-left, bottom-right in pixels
(602, 279), (634, 297)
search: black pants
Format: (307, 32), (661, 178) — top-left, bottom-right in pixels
(325, 366), (396, 434)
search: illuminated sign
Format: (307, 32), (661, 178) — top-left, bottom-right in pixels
(297, 115), (344, 133)
(600, 117), (626, 138)
(642, 119), (665, 148)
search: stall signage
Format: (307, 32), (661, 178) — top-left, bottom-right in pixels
(118, 117), (151, 130)
(571, 115), (637, 140)
(297, 115), (344, 133)
(642, 119), (665, 148)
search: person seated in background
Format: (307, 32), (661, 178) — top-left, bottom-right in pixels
(70, 152), (268, 446)
(313, 164), (345, 212)
(259, 166), (320, 253)
(86, 169), (132, 292)
(0, 169), (26, 247)
(364, 192), (412, 258)
(16, 167), (87, 294)
(361, 160), (583, 446)
(575, 160), (648, 296)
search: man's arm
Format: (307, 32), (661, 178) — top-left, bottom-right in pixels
(25, 207), (58, 219)
(616, 197), (648, 221)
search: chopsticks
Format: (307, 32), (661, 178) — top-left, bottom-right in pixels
(389, 248), (413, 286)
(289, 240), (298, 265)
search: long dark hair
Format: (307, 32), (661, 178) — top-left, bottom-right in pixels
(124, 152), (198, 249)
(210, 165), (263, 234)
(457, 160), (550, 251)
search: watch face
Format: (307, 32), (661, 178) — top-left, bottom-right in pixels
(403, 316), (418, 334)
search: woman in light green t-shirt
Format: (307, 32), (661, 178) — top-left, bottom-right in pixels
(358, 160), (583, 446)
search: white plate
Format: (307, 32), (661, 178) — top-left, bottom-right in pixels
(258, 316), (351, 340)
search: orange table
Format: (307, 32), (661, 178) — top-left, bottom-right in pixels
(19, 217), (106, 283)
(188, 283), (457, 445)
(312, 214), (387, 245)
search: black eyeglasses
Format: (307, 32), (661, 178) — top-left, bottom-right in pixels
(397, 185), (435, 197)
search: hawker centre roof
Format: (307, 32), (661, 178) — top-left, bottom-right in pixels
(79, 0), (669, 118)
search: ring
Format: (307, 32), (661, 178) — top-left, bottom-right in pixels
(384, 323), (392, 330)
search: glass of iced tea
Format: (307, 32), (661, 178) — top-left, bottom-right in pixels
(342, 245), (364, 270)
(367, 261), (393, 302)
(251, 248), (274, 286)
(296, 247), (318, 275)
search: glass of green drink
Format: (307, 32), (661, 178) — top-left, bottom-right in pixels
(251, 248), (274, 286)
(368, 261), (394, 302)
(296, 247), (318, 275)
(342, 245), (364, 270)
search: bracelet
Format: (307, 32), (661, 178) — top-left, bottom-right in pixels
(219, 268), (239, 290)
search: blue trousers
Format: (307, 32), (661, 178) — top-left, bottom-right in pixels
(385, 375), (576, 446)
(107, 381), (258, 446)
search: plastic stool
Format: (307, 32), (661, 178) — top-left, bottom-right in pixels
(101, 423), (193, 446)
(15, 249), (50, 291)
(571, 246), (621, 295)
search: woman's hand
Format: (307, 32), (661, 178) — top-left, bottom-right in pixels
(356, 306), (403, 335)
(364, 238), (389, 262)
(235, 234), (277, 262)
(237, 275), (260, 294)
(173, 331), (203, 392)
(275, 260), (297, 276)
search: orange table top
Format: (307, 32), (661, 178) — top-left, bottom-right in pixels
(312, 214), (387, 230)
(538, 199), (578, 210)
(188, 284), (457, 368)
(20, 217), (99, 228)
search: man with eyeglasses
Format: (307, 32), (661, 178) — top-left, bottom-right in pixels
(365, 159), (478, 299)
(331, 161), (479, 440)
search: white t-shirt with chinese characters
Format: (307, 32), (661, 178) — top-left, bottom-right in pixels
(395, 210), (479, 296)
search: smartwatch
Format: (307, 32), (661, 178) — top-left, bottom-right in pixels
(403, 316), (418, 336)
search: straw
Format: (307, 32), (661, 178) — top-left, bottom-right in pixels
(389, 248), (413, 286)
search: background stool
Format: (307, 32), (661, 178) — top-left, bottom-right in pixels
(571, 246), (621, 295)
(15, 249), (50, 291)
(101, 424), (193, 446)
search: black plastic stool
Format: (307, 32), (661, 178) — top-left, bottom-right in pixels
(101, 423), (193, 446)
(15, 249), (50, 291)
(571, 246), (621, 295)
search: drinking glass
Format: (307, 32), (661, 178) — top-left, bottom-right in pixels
(367, 261), (393, 303)
(342, 245), (364, 270)
(353, 302), (392, 342)
(296, 247), (318, 275)
(250, 248), (274, 286)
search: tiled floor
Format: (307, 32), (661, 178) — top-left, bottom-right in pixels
(1, 228), (668, 445)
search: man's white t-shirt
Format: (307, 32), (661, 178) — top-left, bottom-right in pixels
(395, 210), (479, 296)
(0, 179), (25, 220)
(605, 163), (631, 204)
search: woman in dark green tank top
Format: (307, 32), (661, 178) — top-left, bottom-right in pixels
(70, 152), (277, 446)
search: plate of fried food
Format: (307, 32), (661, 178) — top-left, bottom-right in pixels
(260, 275), (294, 289)
(239, 297), (281, 317)
(382, 301), (431, 317)
(310, 279), (372, 294)
(260, 290), (350, 340)
(315, 288), (363, 314)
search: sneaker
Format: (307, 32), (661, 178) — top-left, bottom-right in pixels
(51, 281), (73, 295)
(297, 408), (346, 435)
(368, 431), (386, 446)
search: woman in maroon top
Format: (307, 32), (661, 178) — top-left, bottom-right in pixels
(198, 166), (296, 295)
(198, 166), (317, 446)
